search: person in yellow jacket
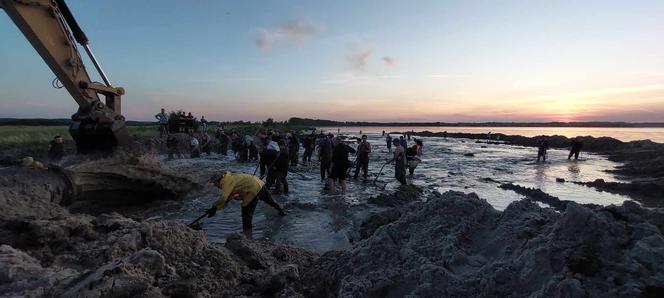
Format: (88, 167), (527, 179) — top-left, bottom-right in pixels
(206, 171), (285, 233)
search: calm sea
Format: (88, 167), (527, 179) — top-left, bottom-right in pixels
(320, 126), (664, 143)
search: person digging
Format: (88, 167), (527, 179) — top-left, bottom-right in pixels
(205, 171), (286, 237)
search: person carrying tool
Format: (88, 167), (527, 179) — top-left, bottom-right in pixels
(155, 108), (169, 138)
(206, 171), (286, 236)
(354, 134), (372, 180)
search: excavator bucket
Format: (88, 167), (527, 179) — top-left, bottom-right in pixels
(69, 119), (132, 154)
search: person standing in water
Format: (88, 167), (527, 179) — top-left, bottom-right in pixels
(537, 140), (549, 162)
(400, 135), (407, 148)
(354, 135), (372, 180)
(288, 133), (299, 166)
(266, 141), (290, 194)
(406, 139), (423, 176)
(568, 138), (583, 160)
(302, 132), (315, 164)
(386, 134), (393, 152)
(206, 171), (286, 238)
(318, 134), (333, 182)
(328, 137), (356, 193)
(388, 139), (408, 185)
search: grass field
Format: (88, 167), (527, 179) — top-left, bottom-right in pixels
(0, 123), (314, 147)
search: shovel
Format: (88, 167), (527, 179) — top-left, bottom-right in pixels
(187, 212), (208, 230)
(373, 161), (390, 185)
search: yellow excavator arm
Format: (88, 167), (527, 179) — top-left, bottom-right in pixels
(1, 0), (131, 153)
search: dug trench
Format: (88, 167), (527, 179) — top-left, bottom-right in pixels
(2, 158), (664, 297)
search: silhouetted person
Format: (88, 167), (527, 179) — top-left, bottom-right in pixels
(386, 134), (392, 152)
(328, 137), (356, 193)
(266, 141), (290, 194)
(48, 135), (65, 161)
(354, 135), (371, 180)
(155, 108), (169, 137)
(215, 128), (229, 155)
(200, 133), (212, 156)
(166, 135), (182, 159)
(537, 140), (549, 162)
(568, 138), (583, 160)
(318, 134), (333, 182)
(302, 133), (315, 164)
(190, 133), (200, 158)
(288, 133), (299, 166)
(389, 139), (407, 185)
(248, 141), (258, 161)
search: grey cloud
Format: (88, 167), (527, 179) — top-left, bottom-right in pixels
(346, 47), (374, 70)
(255, 19), (320, 49)
(383, 56), (396, 67)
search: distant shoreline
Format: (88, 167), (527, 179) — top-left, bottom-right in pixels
(1, 118), (664, 128)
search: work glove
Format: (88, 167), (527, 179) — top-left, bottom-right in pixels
(206, 207), (217, 218)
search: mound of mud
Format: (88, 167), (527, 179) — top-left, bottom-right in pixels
(65, 158), (198, 206)
(499, 182), (574, 211)
(302, 191), (664, 297)
(0, 212), (317, 297)
(0, 167), (71, 220)
(366, 184), (421, 207)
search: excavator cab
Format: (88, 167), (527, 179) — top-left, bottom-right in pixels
(2, 0), (133, 153)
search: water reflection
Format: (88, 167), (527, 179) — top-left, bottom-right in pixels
(567, 162), (580, 179)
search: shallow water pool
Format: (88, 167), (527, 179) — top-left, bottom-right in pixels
(160, 132), (632, 252)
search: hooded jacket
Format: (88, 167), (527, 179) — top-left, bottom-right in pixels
(213, 172), (264, 209)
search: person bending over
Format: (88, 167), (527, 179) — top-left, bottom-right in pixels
(206, 171), (285, 237)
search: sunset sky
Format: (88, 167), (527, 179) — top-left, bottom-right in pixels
(1, 0), (664, 122)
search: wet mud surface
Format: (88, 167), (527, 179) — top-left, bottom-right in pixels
(1, 131), (663, 297)
(157, 132), (641, 252)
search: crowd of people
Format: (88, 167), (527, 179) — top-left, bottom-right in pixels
(37, 110), (588, 236)
(154, 108), (209, 136)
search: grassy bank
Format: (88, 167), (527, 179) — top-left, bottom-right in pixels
(0, 125), (162, 146)
(0, 124), (314, 146)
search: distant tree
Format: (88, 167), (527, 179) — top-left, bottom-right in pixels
(263, 118), (275, 127)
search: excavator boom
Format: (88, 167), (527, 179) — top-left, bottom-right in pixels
(1, 0), (131, 153)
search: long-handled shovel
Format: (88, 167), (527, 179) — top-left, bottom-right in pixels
(372, 161), (390, 185)
(187, 212), (208, 229)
